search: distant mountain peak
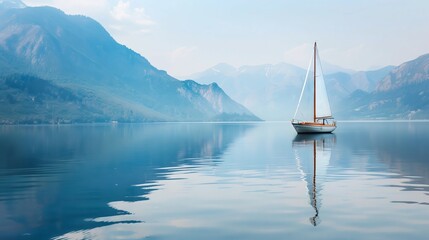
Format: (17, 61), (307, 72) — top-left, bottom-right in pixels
(274, 62), (301, 69)
(210, 63), (236, 73)
(320, 61), (356, 74)
(0, 0), (26, 9)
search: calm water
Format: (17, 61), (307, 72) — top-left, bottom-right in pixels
(1, 122), (429, 240)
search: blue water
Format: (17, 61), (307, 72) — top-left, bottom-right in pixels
(1, 122), (428, 240)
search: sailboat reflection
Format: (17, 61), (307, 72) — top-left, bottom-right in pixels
(292, 134), (336, 226)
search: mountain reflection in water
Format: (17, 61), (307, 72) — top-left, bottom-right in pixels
(0, 123), (254, 240)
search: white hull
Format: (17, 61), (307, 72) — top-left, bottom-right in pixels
(292, 123), (336, 134)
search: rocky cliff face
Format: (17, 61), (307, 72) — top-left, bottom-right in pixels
(376, 54), (429, 92)
(339, 54), (429, 119)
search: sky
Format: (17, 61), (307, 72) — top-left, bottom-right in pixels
(23, 0), (429, 78)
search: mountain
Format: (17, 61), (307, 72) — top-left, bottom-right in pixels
(0, 2), (259, 124)
(325, 66), (394, 113)
(326, 66), (394, 95)
(341, 54), (429, 119)
(376, 54), (429, 92)
(191, 62), (391, 120)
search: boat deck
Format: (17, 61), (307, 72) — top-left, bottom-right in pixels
(297, 122), (336, 127)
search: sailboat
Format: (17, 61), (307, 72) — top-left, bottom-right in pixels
(292, 42), (336, 133)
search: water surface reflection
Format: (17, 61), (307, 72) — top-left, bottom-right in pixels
(1, 122), (429, 240)
(0, 123), (254, 240)
(293, 134), (336, 226)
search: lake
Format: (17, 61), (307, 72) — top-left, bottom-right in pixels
(1, 122), (429, 240)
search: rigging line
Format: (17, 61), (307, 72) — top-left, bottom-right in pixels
(315, 47), (326, 77)
(293, 52), (314, 120)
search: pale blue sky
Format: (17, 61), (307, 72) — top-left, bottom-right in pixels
(24, 0), (429, 77)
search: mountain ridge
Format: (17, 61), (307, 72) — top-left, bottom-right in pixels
(376, 53), (429, 92)
(342, 53), (429, 119)
(192, 56), (429, 120)
(0, 4), (259, 123)
(192, 61), (397, 120)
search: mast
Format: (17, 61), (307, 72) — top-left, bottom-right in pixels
(313, 140), (316, 179)
(310, 139), (319, 226)
(313, 42), (317, 123)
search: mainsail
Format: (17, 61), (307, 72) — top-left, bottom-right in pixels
(293, 43), (332, 122)
(315, 52), (332, 119)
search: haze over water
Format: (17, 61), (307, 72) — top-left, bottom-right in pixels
(1, 122), (428, 239)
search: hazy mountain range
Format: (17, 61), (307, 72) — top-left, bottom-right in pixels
(342, 54), (429, 119)
(1, 0), (428, 123)
(190, 63), (305, 120)
(192, 55), (429, 120)
(0, 1), (259, 124)
(191, 62), (397, 120)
